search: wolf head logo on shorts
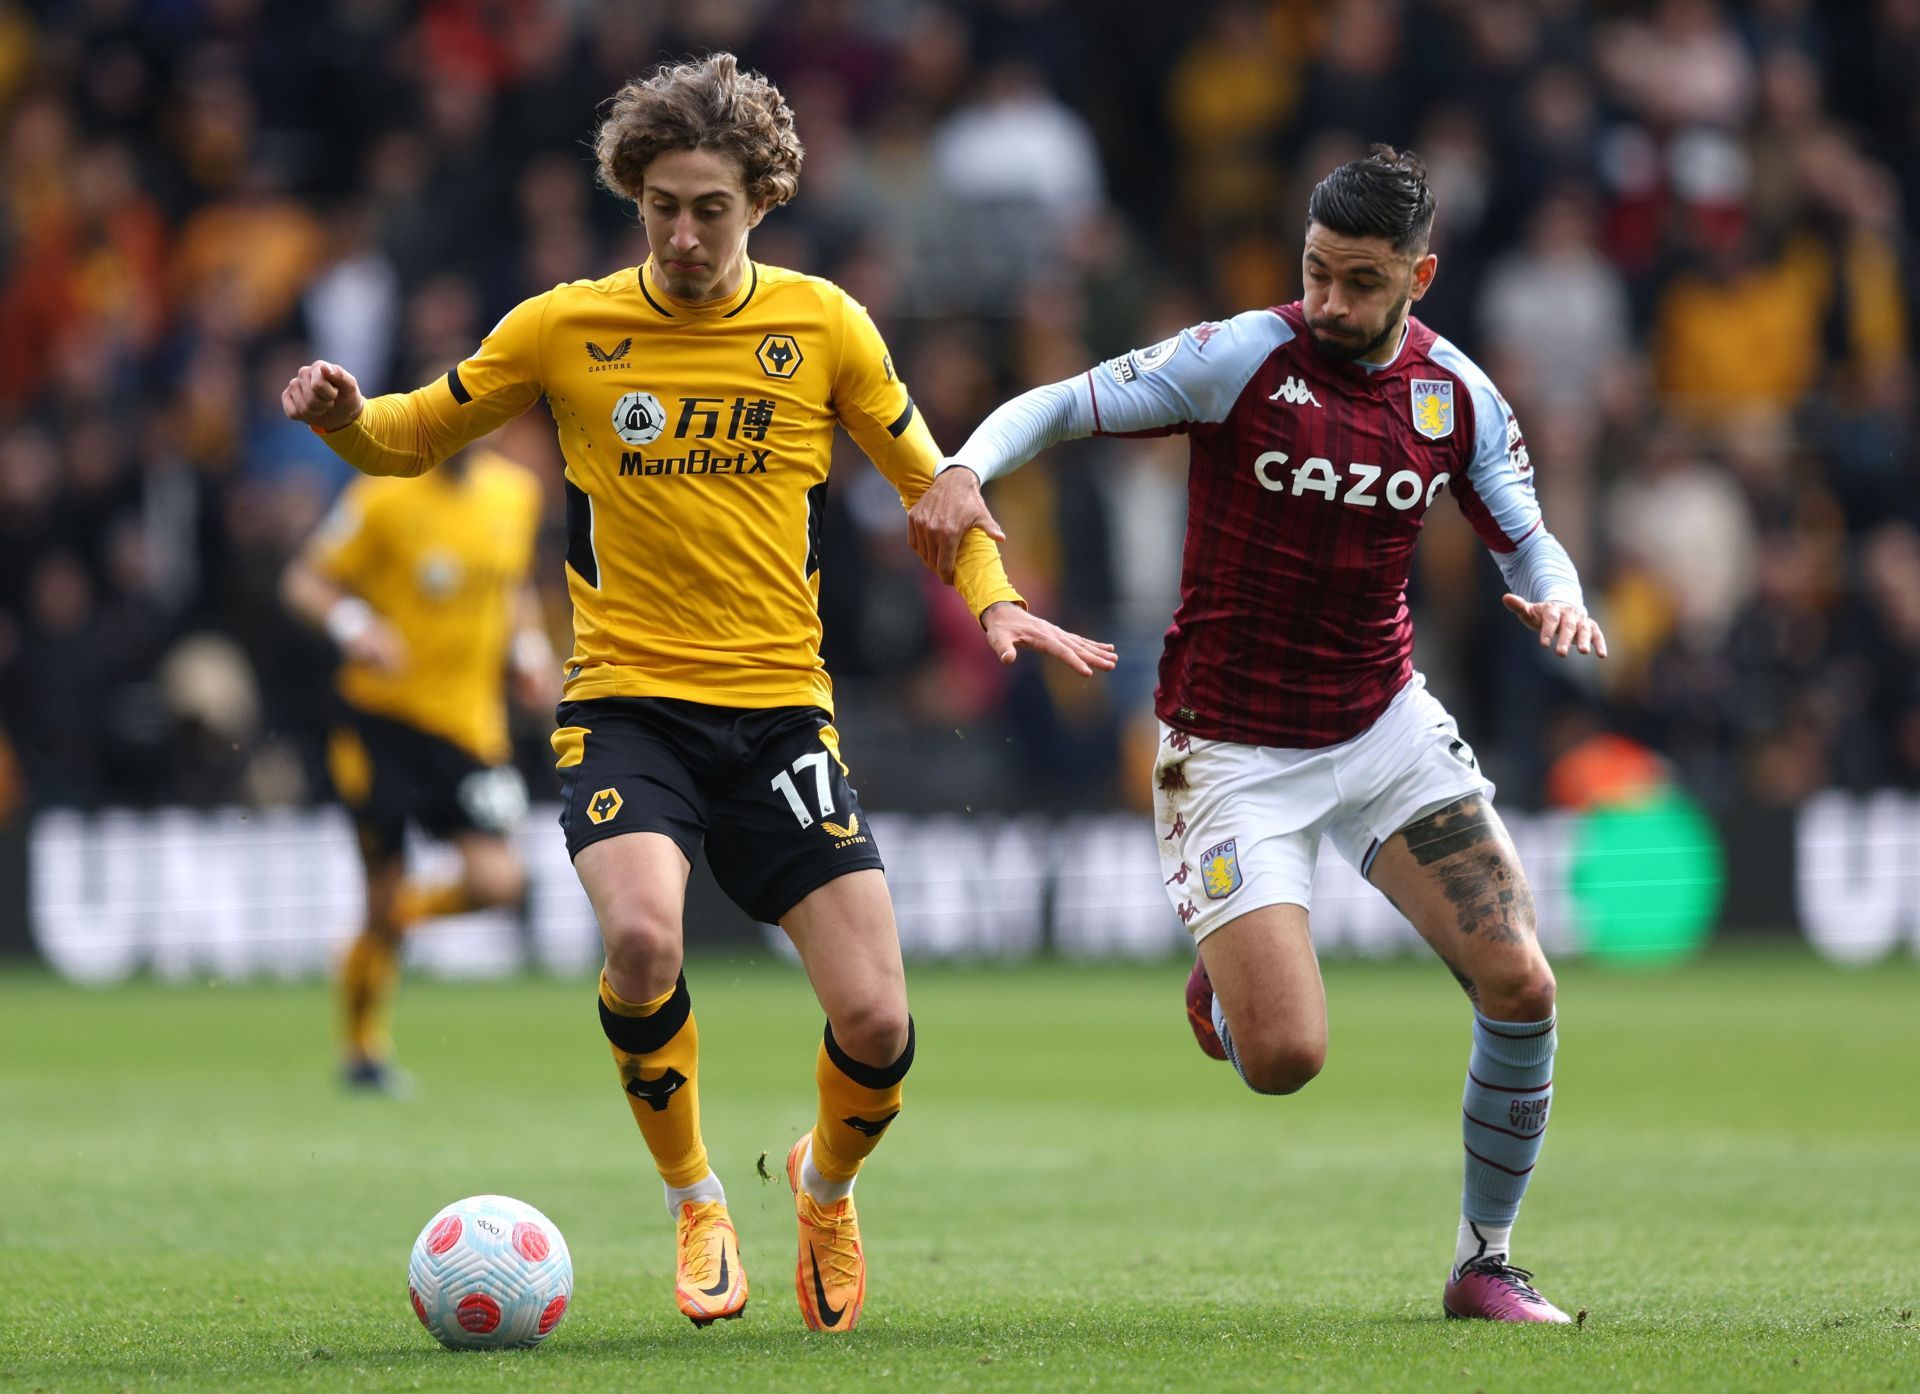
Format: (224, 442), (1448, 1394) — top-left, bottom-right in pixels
(586, 787), (623, 825)
(1201, 839), (1242, 899)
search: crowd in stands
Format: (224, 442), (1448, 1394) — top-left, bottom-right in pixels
(1, 0), (1916, 826)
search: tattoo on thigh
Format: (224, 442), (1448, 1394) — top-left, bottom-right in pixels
(1401, 796), (1498, 866)
(1397, 797), (1537, 946)
(1434, 852), (1534, 944)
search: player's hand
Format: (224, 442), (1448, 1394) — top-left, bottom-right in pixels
(281, 360), (365, 432)
(980, 602), (1118, 677)
(1503, 594), (1609, 659)
(342, 619), (407, 674)
(510, 648), (563, 712)
(908, 465), (1006, 585)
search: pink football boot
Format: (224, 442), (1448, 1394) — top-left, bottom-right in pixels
(1443, 1256), (1574, 1323)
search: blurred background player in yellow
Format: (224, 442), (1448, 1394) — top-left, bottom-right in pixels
(280, 53), (1114, 1333)
(281, 442), (556, 1096)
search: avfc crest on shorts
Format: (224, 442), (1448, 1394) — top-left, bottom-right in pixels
(1411, 379), (1454, 440)
(1200, 839), (1242, 900)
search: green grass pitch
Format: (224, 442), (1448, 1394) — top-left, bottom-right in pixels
(1, 947), (1915, 1393)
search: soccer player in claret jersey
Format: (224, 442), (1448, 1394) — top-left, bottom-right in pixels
(281, 54), (1113, 1332)
(910, 147), (1606, 1323)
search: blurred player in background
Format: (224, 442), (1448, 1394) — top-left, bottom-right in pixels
(282, 442), (555, 1096)
(282, 54), (1113, 1332)
(911, 147), (1605, 1323)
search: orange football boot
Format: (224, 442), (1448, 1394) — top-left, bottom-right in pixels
(785, 1135), (865, 1331)
(674, 1200), (748, 1326)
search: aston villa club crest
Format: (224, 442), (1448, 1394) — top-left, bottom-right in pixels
(1200, 839), (1242, 900)
(1411, 379), (1455, 440)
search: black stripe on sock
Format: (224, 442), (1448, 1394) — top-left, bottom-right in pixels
(824, 1016), (915, 1089)
(1468, 1070), (1553, 1094)
(1463, 1142), (1536, 1178)
(446, 366), (471, 404)
(1463, 1107), (1548, 1142)
(1481, 1017), (1555, 1039)
(599, 973), (690, 1055)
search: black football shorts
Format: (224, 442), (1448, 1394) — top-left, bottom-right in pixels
(328, 709), (529, 862)
(551, 696), (884, 925)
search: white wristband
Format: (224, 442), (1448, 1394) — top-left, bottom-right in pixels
(324, 596), (376, 647)
(511, 629), (551, 673)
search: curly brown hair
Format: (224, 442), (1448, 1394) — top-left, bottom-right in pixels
(594, 53), (804, 209)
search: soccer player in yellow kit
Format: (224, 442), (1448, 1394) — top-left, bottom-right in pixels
(283, 444), (555, 1095)
(282, 54), (1114, 1332)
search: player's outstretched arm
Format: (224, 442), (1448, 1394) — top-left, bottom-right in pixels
(281, 361), (365, 433)
(907, 466), (1005, 586)
(907, 378), (1087, 583)
(282, 294), (549, 478)
(980, 601), (1117, 677)
(1501, 593), (1608, 659)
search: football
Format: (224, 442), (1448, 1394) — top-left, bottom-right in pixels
(406, 1195), (574, 1350)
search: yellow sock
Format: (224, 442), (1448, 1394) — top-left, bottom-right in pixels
(340, 930), (400, 1060)
(811, 1019), (915, 1183)
(393, 881), (473, 929)
(599, 971), (709, 1188)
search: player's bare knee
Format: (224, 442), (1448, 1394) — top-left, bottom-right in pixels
(828, 1000), (911, 1068)
(1238, 1036), (1326, 1096)
(1481, 964), (1556, 1023)
(600, 909), (683, 998)
(465, 850), (525, 909)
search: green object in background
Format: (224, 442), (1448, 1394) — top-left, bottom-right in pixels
(1568, 788), (1725, 964)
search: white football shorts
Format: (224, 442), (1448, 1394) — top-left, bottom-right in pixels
(1152, 673), (1495, 941)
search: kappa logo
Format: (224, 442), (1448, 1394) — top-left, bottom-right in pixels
(611, 390), (666, 446)
(586, 337), (632, 370)
(757, 333), (803, 379)
(586, 787), (623, 824)
(1505, 412), (1533, 478)
(1269, 376), (1322, 407)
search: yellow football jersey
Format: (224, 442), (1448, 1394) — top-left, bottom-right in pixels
(304, 449), (542, 763)
(316, 259), (1022, 712)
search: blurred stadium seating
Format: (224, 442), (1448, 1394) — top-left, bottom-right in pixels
(1, 0), (1917, 966)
